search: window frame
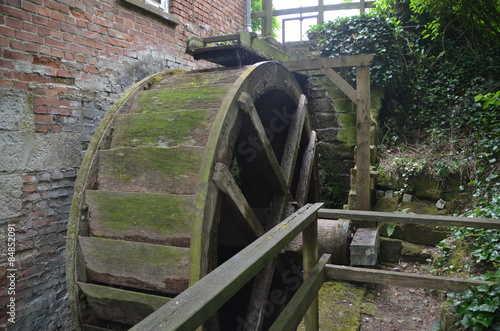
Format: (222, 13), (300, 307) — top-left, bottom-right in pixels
(122, 0), (180, 25)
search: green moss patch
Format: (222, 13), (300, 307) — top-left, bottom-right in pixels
(136, 85), (229, 112)
(86, 190), (194, 245)
(98, 146), (203, 194)
(111, 109), (216, 148)
(298, 281), (366, 330)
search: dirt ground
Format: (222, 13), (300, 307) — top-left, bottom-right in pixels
(360, 261), (446, 331)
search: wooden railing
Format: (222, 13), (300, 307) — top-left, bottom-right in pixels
(131, 203), (325, 331)
(131, 206), (499, 330)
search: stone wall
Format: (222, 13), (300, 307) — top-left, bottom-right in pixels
(0, 0), (245, 329)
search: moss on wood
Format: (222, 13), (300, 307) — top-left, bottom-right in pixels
(86, 190), (194, 245)
(80, 236), (190, 294)
(98, 146), (203, 194)
(110, 109), (215, 148)
(79, 282), (170, 325)
(136, 85), (229, 112)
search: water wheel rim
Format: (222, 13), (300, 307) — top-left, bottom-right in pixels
(190, 62), (305, 284)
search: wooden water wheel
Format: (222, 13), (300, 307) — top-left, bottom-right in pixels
(66, 62), (319, 330)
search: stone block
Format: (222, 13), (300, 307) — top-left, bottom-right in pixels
(0, 132), (81, 172)
(402, 194), (413, 202)
(0, 87), (34, 131)
(402, 223), (449, 246)
(398, 201), (447, 216)
(350, 228), (380, 266)
(374, 196), (399, 213)
(0, 174), (23, 220)
(413, 176), (442, 201)
(379, 237), (402, 264)
(436, 199), (446, 210)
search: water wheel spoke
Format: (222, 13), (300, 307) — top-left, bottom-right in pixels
(297, 130), (317, 206)
(212, 162), (265, 242)
(237, 92), (289, 195)
(281, 94), (307, 185)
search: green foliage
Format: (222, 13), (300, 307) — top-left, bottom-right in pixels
(308, 13), (402, 86)
(448, 270), (500, 330)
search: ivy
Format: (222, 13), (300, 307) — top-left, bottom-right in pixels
(448, 270), (500, 331)
(308, 13), (403, 87)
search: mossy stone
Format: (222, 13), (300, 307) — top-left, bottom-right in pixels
(398, 202), (448, 216)
(379, 237), (402, 263)
(412, 176), (443, 200)
(402, 223), (449, 246)
(374, 197), (400, 212)
(298, 281), (366, 331)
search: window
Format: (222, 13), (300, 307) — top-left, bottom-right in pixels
(144, 0), (169, 13)
(123, 0), (180, 25)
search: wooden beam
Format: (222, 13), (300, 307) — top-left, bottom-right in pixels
(321, 68), (357, 104)
(262, 0), (273, 36)
(283, 55), (374, 71)
(238, 92), (289, 195)
(355, 65), (371, 211)
(325, 264), (495, 292)
(296, 130), (317, 206)
(281, 94), (307, 185)
(302, 217), (319, 330)
(212, 162), (265, 241)
(317, 209), (500, 229)
(269, 254), (331, 331)
(251, 2), (376, 18)
(130, 203), (323, 331)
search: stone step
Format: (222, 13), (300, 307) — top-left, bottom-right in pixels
(79, 236), (190, 295)
(86, 190), (194, 247)
(79, 282), (171, 326)
(97, 146), (203, 194)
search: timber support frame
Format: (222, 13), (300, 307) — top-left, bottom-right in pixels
(284, 55), (374, 210)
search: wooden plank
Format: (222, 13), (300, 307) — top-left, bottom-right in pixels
(317, 209), (500, 229)
(355, 65), (371, 211)
(97, 146), (203, 195)
(325, 264), (495, 292)
(86, 190), (194, 246)
(281, 94), (307, 185)
(269, 254), (331, 331)
(302, 218), (319, 330)
(283, 55), (374, 71)
(251, 1), (376, 18)
(78, 282), (170, 326)
(130, 203), (323, 331)
(321, 68), (357, 104)
(201, 33), (240, 44)
(238, 91), (289, 195)
(79, 236), (190, 295)
(296, 130), (317, 206)
(212, 162), (265, 241)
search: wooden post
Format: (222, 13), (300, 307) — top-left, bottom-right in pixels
(302, 216), (318, 330)
(355, 65), (371, 211)
(262, 0), (273, 36)
(318, 0), (324, 24)
(360, 0), (366, 13)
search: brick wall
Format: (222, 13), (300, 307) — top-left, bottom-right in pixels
(0, 0), (246, 329)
